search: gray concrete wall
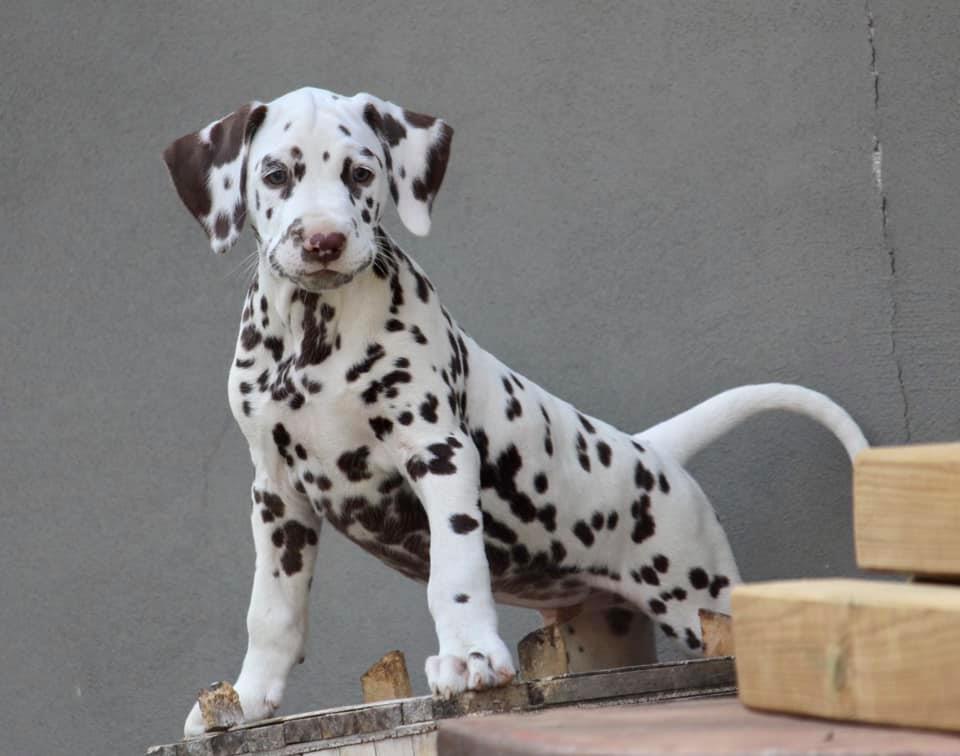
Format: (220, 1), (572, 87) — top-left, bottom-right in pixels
(2, 1), (957, 753)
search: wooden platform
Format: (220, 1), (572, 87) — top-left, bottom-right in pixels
(145, 657), (734, 755)
(438, 697), (960, 755)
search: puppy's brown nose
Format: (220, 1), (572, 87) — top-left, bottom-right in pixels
(302, 232), (346, 264)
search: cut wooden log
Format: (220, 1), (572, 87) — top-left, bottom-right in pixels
(361, 650), (413, 703)
(732, 578), (960, 732)
(519, 607), (657, 679)
(518, 623), (568, 680)
(854, 442), (960, 575)
(699, 609), (735, 657)
(196, 681), (244, 732)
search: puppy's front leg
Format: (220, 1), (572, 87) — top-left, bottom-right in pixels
(399, 435), (515, 698)
(184, 477), (320, 737)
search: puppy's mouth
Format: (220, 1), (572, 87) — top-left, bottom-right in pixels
(290, 256), (373, 291)
(265, 239), (374, 291)
(299, 268), (354, 290)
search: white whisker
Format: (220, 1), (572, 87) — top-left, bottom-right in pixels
(223, 248), (260, 282)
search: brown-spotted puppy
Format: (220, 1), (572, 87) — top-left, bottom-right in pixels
(163, 87), (868, 737)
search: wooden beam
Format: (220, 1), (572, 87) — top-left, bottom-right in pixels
(855, 443), (960, 575)
(733, 578), (960, 732)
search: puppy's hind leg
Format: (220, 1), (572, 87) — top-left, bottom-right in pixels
(617, 472), (740, 656)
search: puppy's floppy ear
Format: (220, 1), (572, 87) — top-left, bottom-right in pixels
(163, 102), (268, 254)
(352, 93), (453, 236)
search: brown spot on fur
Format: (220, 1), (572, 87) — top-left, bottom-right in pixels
(411, 123), (453, 208)
(404, 109), (437, 128)
(606, 608), (633, 636)
(233, 201), (246, 229)
(214, 213), (230, 239)
(363, 104), (408, 147)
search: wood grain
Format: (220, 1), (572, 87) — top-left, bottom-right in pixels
(437, 696), (960, 755)
(699, 609), (735, 657)
(855, 443), (960, 574)
(733, 578), (960, 732)
(518, 610), (657, 680)
(361, 650), (413, 703)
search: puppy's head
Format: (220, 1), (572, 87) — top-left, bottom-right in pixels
(163, 87), (453, 291)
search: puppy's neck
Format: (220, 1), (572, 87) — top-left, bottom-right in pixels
(250, 231), (398, 358)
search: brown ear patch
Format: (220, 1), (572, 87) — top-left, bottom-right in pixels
(209, 104), (254, 167)
(403, 109), (437, 129)
(163, 132), (215, 220)
(163, 103), (268, 250)
(362, 104), (408, 147)
(412, 123), (453, 208)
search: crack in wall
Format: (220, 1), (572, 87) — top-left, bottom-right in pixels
(866, 0), (911, 442)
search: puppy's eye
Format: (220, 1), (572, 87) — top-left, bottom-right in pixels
(352, 166), (374, 183)
(264, 167), (289, 186)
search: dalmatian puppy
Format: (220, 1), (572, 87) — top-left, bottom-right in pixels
(163, 87), (868, 737)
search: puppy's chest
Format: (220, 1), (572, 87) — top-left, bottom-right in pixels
(228, 331), (391, 477)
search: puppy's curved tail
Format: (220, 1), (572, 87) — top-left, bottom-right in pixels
(635, 383), (868, 466)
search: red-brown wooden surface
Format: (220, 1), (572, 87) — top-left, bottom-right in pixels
(437, 696), (960, 755)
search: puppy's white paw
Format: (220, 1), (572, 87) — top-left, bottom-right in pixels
(425, 636), (515, 699)
(183, 701), (206, 738)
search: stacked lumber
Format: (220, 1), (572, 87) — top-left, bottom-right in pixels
(733, 443), (960, 733)
(854, 442), (960, 575)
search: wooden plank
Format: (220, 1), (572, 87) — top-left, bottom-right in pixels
(284, 702), (403, 744)
(373, 736), (415, 755)
(146, 657), (734, 755)
(854, 443), (960, 574)
(399, 696), (433, 726)
(428, 679), (533, 719)
(300, 724), (438, 756)
(732, 578), (960, 732)
(336, 744), (377, 756)
(409, 731), (437, 756)
(529, 657), (734, 708)
(437, 696), (960, 755)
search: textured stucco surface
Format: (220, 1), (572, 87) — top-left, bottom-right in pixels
(1, 2), (957, 754)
